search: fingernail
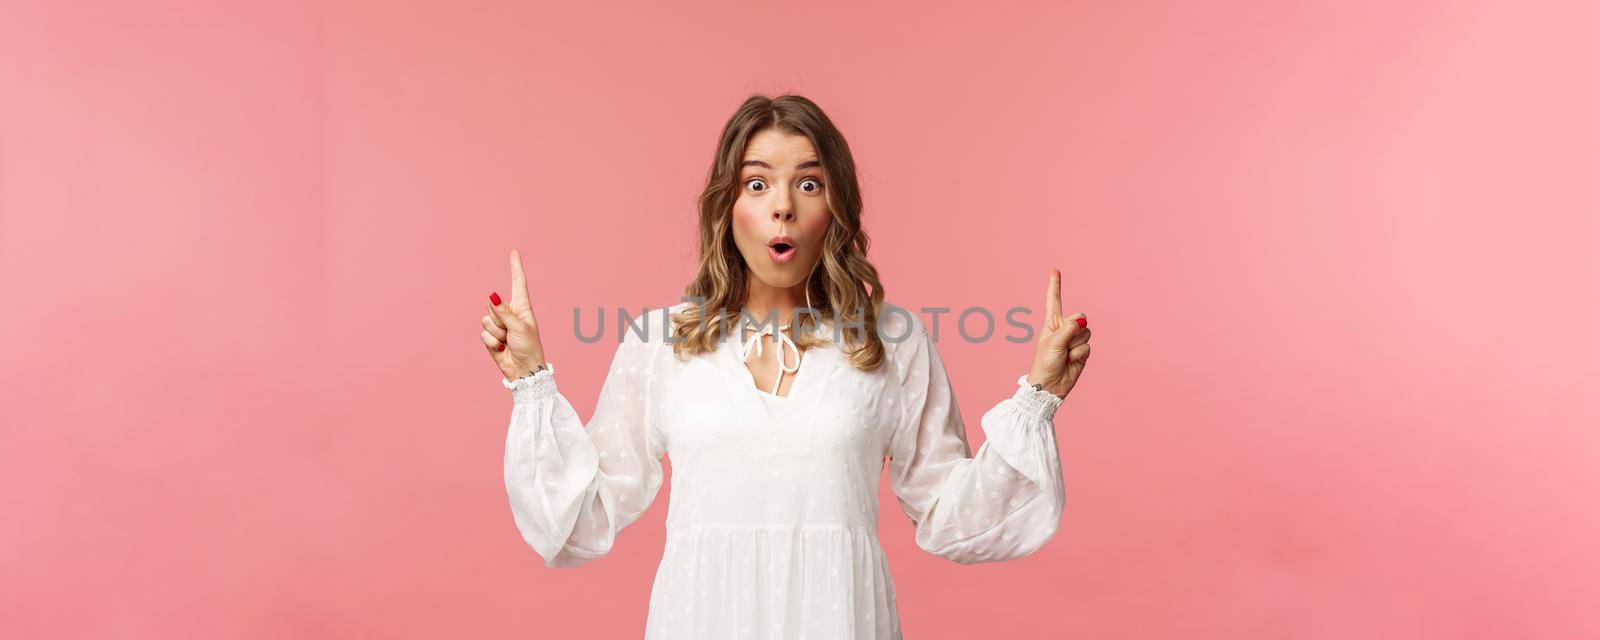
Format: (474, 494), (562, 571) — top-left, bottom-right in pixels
(1075, 316), (1088, 328)
(490, 292), (502, 306)
(498, 343), (506, 352)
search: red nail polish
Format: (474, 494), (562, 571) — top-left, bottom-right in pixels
(490, 292), (502, 306)
(1075, 317), (1087, 328)
(498, 344), (506, 352)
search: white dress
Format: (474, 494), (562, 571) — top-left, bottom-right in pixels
(502, 301), (1065, 639)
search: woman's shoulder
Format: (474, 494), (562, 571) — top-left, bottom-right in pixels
(872, 301), (933, 382)
(875, 300), (927, 346)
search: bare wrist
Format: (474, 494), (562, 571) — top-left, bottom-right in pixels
(1026, 372), (1065, 398)
(505, 360), (551, 382)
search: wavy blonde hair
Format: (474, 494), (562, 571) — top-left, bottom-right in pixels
(669, 94), (887, 372)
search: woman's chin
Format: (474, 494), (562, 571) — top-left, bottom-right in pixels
(745, 266), (810, 291)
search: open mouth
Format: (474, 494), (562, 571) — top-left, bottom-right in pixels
(767, 235), (797, 263)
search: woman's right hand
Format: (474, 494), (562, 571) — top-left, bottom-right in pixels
(482, 249), (549, 381)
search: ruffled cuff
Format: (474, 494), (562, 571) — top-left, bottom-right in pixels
(1012, 374), (1064, 422)
(502, 365), (557, 404)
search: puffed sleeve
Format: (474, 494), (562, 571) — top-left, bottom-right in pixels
(885, 313), (1066, 564)
(501, 328), (667, 568)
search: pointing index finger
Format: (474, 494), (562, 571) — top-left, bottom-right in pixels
(1046, 268), (1063, 323)
(509, 249), (531, 311)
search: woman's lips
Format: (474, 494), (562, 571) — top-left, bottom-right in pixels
(768, 243), (796, 264)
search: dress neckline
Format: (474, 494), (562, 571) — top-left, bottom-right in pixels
(754, 387), (791, 401)
(720, 328), (833, 424)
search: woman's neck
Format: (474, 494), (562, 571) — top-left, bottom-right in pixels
(743, 279), (808, 328)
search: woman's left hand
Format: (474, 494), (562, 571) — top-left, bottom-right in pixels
(1027, 268), (1091, 399)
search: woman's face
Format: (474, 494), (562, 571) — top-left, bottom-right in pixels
(731, 128), (832, 294)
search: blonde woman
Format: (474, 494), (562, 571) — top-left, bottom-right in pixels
(480, 94), (1091, 638)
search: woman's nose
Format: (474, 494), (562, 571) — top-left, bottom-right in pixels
(771, 208), (795, 222)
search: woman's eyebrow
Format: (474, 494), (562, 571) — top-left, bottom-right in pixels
(741, 160), (822, 170)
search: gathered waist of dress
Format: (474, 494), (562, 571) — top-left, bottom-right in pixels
(665, 522), (879, 540)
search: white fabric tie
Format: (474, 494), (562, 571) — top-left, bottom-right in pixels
(739, 318), (801, 396)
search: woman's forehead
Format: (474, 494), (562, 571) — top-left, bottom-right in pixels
(743, 129), (818, 164)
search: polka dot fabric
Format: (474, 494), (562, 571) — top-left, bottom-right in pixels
(503, 302), (1065, 638)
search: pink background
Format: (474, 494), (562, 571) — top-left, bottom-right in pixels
(3, 0), (1597, 637)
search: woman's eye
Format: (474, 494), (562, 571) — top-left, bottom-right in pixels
(745, 178), (768, 192)
(799, 178), (823, 193)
